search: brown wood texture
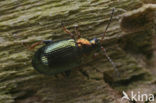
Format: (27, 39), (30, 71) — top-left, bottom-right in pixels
(0, 0), (156, 103)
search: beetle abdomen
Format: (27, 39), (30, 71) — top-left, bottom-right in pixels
(32, 39), (81, 75)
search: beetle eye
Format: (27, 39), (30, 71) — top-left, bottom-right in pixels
(90, 40), (96, 44)
(90, 38), (98, 44)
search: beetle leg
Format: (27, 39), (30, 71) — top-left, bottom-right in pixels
(61, 70), (71, 77)
(29, 41), (43, 50)
(21, 42), (29, 50)
(28, 40), (52, 50)
(64, 70), (71, 77)
(74, 25), (81, 39)
(79, 69), (89, 79)
(93, 52), (99, 58)
(54, 74), (58, 78)
(61, 22), (76, 40)
(101, 46), (120, 77)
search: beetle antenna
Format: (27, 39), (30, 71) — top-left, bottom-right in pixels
(101, 46), (119, 76)
(100, 8), (115, 43)
(100, 8), (120, 76)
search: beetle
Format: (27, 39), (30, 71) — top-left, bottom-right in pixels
(31, 8), (119, 76)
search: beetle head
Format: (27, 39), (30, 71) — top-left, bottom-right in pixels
(90, 38), (100, 45)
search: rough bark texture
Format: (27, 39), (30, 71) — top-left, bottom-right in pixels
(0, 0), (156, 103)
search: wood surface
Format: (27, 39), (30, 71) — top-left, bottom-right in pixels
(0, 0), (156, 103)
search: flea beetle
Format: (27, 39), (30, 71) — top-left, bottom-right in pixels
(32, 8), (119, 76)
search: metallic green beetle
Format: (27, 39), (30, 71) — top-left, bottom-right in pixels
(32, 8), (119, 76)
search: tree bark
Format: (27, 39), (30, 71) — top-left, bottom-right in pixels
(0, 0), (156, 103)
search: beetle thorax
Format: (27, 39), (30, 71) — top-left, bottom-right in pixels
(76, 38), (91, 47)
